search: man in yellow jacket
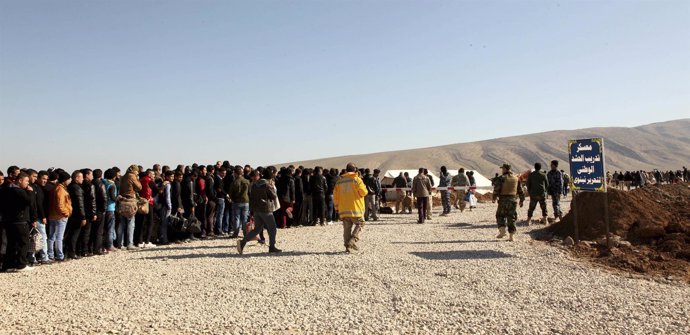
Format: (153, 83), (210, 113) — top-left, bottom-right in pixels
(333, 163), (368, 253)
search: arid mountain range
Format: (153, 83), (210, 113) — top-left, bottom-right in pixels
(281, 119), (690, 175)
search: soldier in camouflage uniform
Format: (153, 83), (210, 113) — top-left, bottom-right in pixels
(492, 164), (525, 241)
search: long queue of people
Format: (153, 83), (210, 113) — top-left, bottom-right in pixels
(0, 162), (379, 272)
(608, 169), (688, 190)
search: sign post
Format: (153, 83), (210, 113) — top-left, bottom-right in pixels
(568, 138), (608, 247)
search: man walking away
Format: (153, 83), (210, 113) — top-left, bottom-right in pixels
(333, 163), (368, 253)
(237, 169), (282, 254)
(493, 164), (525, 241)
(412, 168), (432, 224)
(526, 163), (549, 225)
(547, 160), (564, 221)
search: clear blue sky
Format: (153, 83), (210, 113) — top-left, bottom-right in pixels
(1, 0), (688, 171)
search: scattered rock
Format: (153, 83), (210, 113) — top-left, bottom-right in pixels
(563, 237), (575, 246)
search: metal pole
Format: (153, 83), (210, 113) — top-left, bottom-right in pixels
(572, 190), (579, 243)
(603, 190), (611, 249)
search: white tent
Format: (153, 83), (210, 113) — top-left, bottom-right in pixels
(381, 169), (439, 187)
(447, 169), (493, 191)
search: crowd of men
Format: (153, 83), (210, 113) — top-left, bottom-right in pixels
(0, 162), (382, 272)
(1, 161), (687, 272)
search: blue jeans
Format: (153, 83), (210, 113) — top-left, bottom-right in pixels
(326, 194), (335, 221)
(36, 222), (49, 261)
(223, 204), (231, 233)
(158, 208), (171, 243)
(117, 216), (136, 247)
(551, 193), (562, 218)
(231, 203), (249, 236)
(48, 218), (68, 260)
(104, 211), (116, 248)
(214, 198), (225, 233)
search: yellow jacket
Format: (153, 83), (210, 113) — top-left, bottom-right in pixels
(333, 172), (368, 218)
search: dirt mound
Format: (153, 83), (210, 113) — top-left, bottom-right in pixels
(547, 183), (690, 281)
(476, 192), (493, 203)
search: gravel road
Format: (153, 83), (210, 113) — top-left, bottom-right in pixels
(2, 199), (689, 334)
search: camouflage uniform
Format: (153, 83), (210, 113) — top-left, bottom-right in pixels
(492, 167), (525, 235)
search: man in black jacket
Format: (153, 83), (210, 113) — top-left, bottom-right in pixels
(276, 167), (295, 228)
(363, 169), (380, 221)
(170, 172), (183, 214)
(299, 169), (312, 225)
(181, 171), (198, 241)
(66, 170), (86, 259)
(203, 165), (216, 238)
(214, 167), (228, 235)
(90, 169), (107, 255)
(221, 166), (235, 235)
(194, 167), (207, 235)
(309, 167), (327, 226)
(78, 169), (98, 257)
(0, 172), (35, 272)
(31, 170), (50, 263)
(325, 169), (337, 224)
(293, 168), (304, 227)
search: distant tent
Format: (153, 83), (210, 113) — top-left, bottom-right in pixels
(381, 169), (439, 187)
(447, 169), (493, 191)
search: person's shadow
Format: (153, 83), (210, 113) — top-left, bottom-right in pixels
(139, 250), (344, 260)
(410, 249), (512, 260)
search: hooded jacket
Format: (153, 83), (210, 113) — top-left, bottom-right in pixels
(333, 172), (368, 218)
(249, 179), (277, 214)
(120, 171), (142, 199)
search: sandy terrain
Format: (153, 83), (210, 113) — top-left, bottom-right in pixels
(1, 199), (689, 334)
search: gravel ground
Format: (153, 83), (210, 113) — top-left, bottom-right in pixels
(2, 199), (689, 334)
